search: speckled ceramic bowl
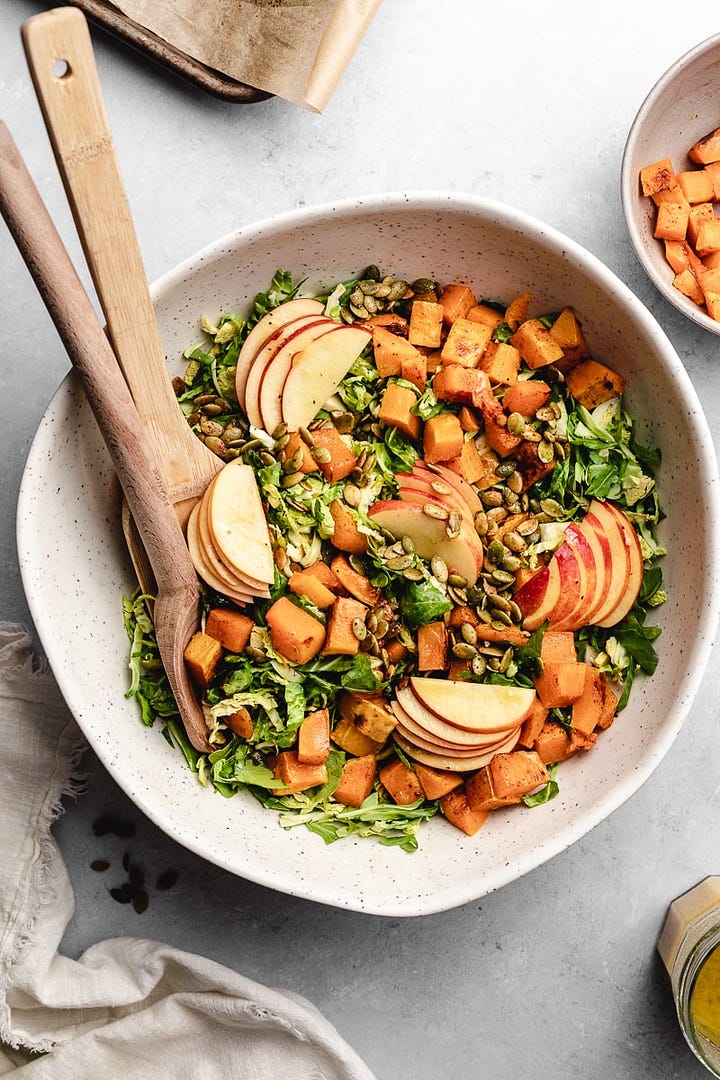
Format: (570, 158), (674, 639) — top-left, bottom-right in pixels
(17, 192), (720, 916)
(622, 33), (720, 334)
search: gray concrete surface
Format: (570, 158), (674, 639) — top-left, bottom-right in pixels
(2, 3), (720, 1076)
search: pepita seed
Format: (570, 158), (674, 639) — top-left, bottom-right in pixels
(401, 535), (415, 554)
(280, 471), (304, 488)
(490, 592), (512, 614)
(403, 567), (425, 581)
(507, 412), (526, 435)
(534, 406), (556, 423)
(494, 460), (517, 478)
(385, 554), (413, 571)
(499, 647), (513, 673)
(446, 510), (462, 538)
(461, 622), (477, 645)
(490, 608), (513, 626)
(412, 277), (436, 294)
(430, 480), (453, 496)
(522, 428), (542, 443)
(359, 279), (379, 295)
(448, 573), (468, 587)
(486, 539), (506, 565)
(200, 418), (224, 437)
(202, 402), (225, 418)
(204, 436), (228, 457)
(491, 569), (516, 586)
(474, 510), (489, 537)
(343, 483), (362, 508)
(388, 280), (410, 302)
(447, 585), (468, 605)
(471, 654), (487, 677)
(501, 555), (522, 573)
(350, 302), (370, 320)
(452, 642), (478, 660)
(299, 426), (315, 447)
(282, 450), (303, 473)
(481, 489), (504, 508)
(259, 451), (277, 467)
(466, 586), (484, 604)
(271, 422), (287, 440)
(506, 470), (524, 494)
(540, 498), (564, 519)
(422, 502), (449, 521)
(504, 530), (527, 553)
(517, 516), (539, 536)
(352, 618), (368, 641)
(364, 295), (378, 314)
(312, 446), (333, 465)
(538, 440), (555, 463)
(366, 612), (378, 633)
(334, 412), (355, 434)
(375, 617), (389, 638)
(237, 437), (264, 453)
(273, 433), (290, 451)
(430, 556), (449, 582)
(363, 264), (381, 282)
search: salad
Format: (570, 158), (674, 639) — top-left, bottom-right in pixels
(124, 267), (665, 851)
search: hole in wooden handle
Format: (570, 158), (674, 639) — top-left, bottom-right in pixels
(52, 58), (71, 79)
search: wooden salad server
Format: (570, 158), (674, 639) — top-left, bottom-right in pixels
(0, 121), (213, 754)
(21, 8), (224, 591)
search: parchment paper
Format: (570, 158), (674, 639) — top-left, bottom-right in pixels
(111, 0), (382, 111)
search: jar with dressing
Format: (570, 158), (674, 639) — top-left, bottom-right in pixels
(658, 876), (720, 1075)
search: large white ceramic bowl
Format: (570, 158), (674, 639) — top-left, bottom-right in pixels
(621, 33), (720, 334)
(18, 192), (720, 916)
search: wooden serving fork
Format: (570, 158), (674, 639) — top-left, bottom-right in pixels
(21, 8), (224, 593)
(0, 122), (213, 754)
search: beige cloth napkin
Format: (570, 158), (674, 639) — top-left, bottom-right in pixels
(0, 623), (376, 1078)
(112, 0), (382, 111)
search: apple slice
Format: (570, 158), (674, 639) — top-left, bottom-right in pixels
(550, 523), (597, 631)
(516, 559), (562, 631)
(186, 502), (256, 605)
(400, 468), (476, 522)
(545, 540), (584, 628)
(235, 298), (324, 408)
(393, 728), (521, 772)
(414, 461), (484, 517)
(205, 459), (275, 585)
(195, 486), (270, 593)
(394, 689), (520, 748)
(246, 318), (337, 432)
(583, 501), (630, 625)
(409, 676), (536, 733)
(369, 500), (482, 584)
(280, 324), (372, 432)
(594, 502), (643, 627)
(243, 316), (334, 428)
(393, 719), (520, 759)
(575, 518), (610, 625)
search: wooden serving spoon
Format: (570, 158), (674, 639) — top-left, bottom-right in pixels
(0, 122), (213, 755)
(21, 7), (224, 591)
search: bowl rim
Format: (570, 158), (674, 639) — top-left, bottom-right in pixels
(621, 32), (720, 336)
(19, 189), (720, 915)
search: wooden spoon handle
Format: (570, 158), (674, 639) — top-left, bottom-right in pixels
(21, 7), (212, 497)
(0, 121), (197, 597)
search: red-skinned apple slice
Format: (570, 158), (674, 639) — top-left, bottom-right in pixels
(516, 559), (562, 631)
(393, 719), (521, 758)
(394, 689), (518, 748)
(206, 459), (275, 586)
(551, 522), (597, 631)
(393, 728), (522, 772)
(235, 298), (324, 407)
(394, 488), (485, 568)
(197, 481), (270, 592)
(414, 461), (484, 517)
(244, 316), (334, 429)
(397, 471), (477, 522)
(253, 319), (338, 433)
(408, 676), (536, 733)
(583, 501), (630, 624)
(575, 517), (610, 625)
(368, 500), (482, 584)
(594, 502), (643, 627)
(545, 537), (584, 629)
(280, 324), (372, 432)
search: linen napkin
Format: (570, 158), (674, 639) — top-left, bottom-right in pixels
(110, 0), (383, 111)
(0, 622), (376, 1078)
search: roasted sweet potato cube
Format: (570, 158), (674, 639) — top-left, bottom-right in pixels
(288, 569), (337, 609)
(517, 696), (549, 749)
(504, 291), (531, 330)
(465, 303), (504, 330)
(417, 620), (449, 671)
(342, 694), (397, 743)
(654, 201), (690, 242)
(408, 300), (444, 347)
(311, 426), (357, 482)
(440, 318), (492, 367)
(266, 597), (325, 664)
(688, 203), (715, 246)
(480, 341), (520, 385)
(413, 762), (463, 801)
(490, 750), (549, 800)
(329, 499), (368, 555)
(565, 358), (626, 408)
(322, 596), (368, 656)
(373, 325), (423, 378)
(513, 439), (557, 490)
(541, 631), (577, 665)
(331, 712), (385, 757)
(458, 405), (480, 432)
(596, 678), (619, 730)
(548, 308), (589, 367)
(674, 270), (705, 305)
(204, 608), (254, 654)
(297, 708), (331, 765)
(510, 318), (565, 369)
(303, 560), (344, 594)
(439, 283), (476, 325)
(280, 431), (318, 473)
(695, 219), (720, 257)
(378, 382), (421, 440)
(443, 436), (492, 486)
(534, 660), (587, 708)
(272, 750), (328, 795)
(502, 379), (552, 417)
(365, 312), (408, 336)
(225, 705), (254, 739)
(423, 412), (464, 464)
(689, 126), (720, 166)
(664, 238), (700, 275)
(640, 158), (676, 196)
(533, 720), (571, 764)
(705, 161), (720, 199)
(333, 754), (377, 808)
(401, 352), (427, 391)
(432, 364), (491, 405)
(476, 394), (522, 457)
(379, 757), (424, 805)
(440, 786), (489, 835)
(184, 631), (223, 688)
(465, 765), (522, 811)
(677, 169), (716, 204)
(329, 553), (380, 606)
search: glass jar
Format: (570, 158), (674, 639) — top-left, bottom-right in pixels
(658, 876), (720, 1076)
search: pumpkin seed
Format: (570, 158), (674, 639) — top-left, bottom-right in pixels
(471, 653), (487, 677)
(273, 433), (290, 452)
(540, 497), (564, 519)
(343, 483), (362, 508)
(498, 647), (513, 673)
(200, 417), (224, 437)
(504, 530), (526, 554)
(388, 280), (410, 302)
(359, 279), (379, 296)
(452, 642), (478, 660)
(517, 516), (539, 536)
(386, 554), (413, 571)
(448, 573), (468, 587)
(535, 406), (556, 423)
(538, 440), (555, 464)
(430, 480), (453, 496)
(430, 555), (449, 582)
(474, 510), (489, 537)
(352, 618), (368, 641)
(494, 460), (517, 479)
(312, 445), (332, 465)
(486, 539), (506, 565)
(491, 568), (516, 586)
(333, 412), (355, 434)
(401, 535), (416, 554)
(461, 622), (477, 646)
(280, 471), (304, 489)
(447, 585), (468, 605)
(363, 264), (381, 282)
(423, 502), (449, 521)
(259, 451), (277, 467)
(282, 450), (303, 473)
(501, 554), (522, 573)
(481, 489), (504, 508)
(237, 437), (265, 453)
(446, 510), (462, 539)
(299, 426), (315, 447)
(506, 470), (524, 494)
(204, 435), (228, 457)
(403, 567), (425, 581)
(271, 422), (288, 441)
(507, 412), (526, 435)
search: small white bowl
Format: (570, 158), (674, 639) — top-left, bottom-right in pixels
(622, 33), (720, 335)
(17, 192), (720, 915)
